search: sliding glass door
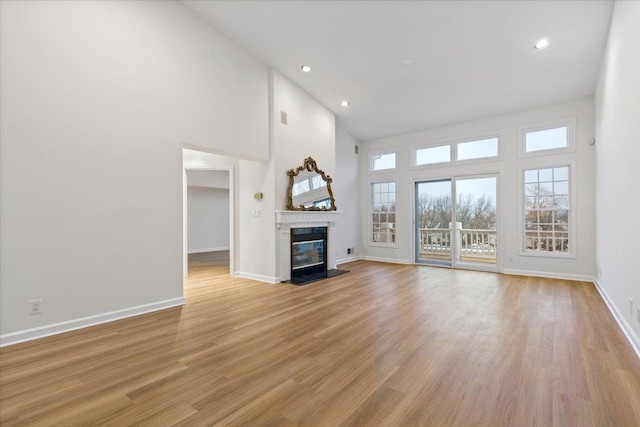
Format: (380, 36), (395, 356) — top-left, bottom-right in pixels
(415, 179), (453, 266)
(415, 175), (498, 271)
(453, 175), (497, 271)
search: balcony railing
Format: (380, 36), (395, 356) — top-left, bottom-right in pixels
(419, 227), (497, 263)
(419, 228), (452, 258)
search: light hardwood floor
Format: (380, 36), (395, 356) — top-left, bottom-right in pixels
(1, 252), (640, 426)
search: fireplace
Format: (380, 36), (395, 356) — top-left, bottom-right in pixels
(275, 210), (341, 283)
(291, 227), (327, 285)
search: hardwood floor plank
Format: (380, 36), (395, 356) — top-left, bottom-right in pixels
(1, 251), (639, 426)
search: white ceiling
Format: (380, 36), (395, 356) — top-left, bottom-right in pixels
(181, 0), (613, 142)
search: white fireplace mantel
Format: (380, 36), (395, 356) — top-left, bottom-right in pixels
(275, 210), (341, 282)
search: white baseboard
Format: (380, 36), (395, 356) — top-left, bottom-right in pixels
(360, 256), (412, 265)
(593, 279), (640, 361)
(502, 269), (593, 282)
(335, 256), (362, 265)
(234, 271), (279, 284)
(188, 246), (229, 254)
(0, 297), (185, 348)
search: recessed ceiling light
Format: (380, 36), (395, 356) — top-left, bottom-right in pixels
(341, 100), (350, 107)
(534, 39), (550, 49)
(401, 57), (415, 66)
(301, 65), (311, 72)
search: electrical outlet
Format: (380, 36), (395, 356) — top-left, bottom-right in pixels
(508, 256), (513, 263)
(29, 299), (42, 315)
(252, 209), (261, 217)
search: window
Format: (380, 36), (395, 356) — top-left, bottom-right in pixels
(370, 152), (396, 171)
(456, 137), (498, 161)
(415, 145), (450, 166)
(371, 182), (396, 245)
(523, 166), (570, 254)
(525, 126), (568, 153)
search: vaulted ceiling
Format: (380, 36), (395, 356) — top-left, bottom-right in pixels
(181, 0), (613, 141)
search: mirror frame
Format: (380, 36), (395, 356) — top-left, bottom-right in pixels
(286, 157), (337, 211)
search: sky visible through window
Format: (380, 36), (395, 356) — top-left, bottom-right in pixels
(457, 137), (498, 160)
(372, 153), (396, 170)
(525, 126), (567, 152)
(420, 178), (495, 200)
(416, 145), (450, 165)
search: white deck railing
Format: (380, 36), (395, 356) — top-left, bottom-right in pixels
(419, 228), (452, 256)
(419, 228), (497, 261)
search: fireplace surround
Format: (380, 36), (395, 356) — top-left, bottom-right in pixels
(276, 210), (341, 282)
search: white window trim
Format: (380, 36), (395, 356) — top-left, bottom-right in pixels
(518, 117), (576, 158)
(518, 160), (577, 259)
(369, 149), (398, 173)
(369, 180), (398, 248)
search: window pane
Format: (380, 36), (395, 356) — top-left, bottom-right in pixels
(554, 167), (569, 181)
(525, 126), (568, 152)
(554, 181), (569, 195)
(540, 182), (553, 193)
(416, 145), (450, 165)
(372, 153), (396, 171)
(371, 181), (396, 245)
(554, 196), (569, 209)
(539, 168), (553, 182)
(523, 166), (570, 254)
(524, 170), (538, 183)
(456, 137), (498, 161)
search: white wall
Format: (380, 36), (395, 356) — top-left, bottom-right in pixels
(236, 159), (276, 282)
(334, 128), (361, 264)
(271, 71), (337, 210)
(187, 186), (230, 253)
(594, 0), (640, 349)
(360, 98), (595, 280)
(270, 71), (337, 280)
(0, 1), (269, 343)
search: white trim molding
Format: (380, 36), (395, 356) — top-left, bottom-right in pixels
(361, 256), (412, 265)
(503, 269), (592, 282)
(593, 279), (640, 361)
(0, 297), (185, 347)
(234, 272), (280, 284)
(336, 256), (362, 265)
(188, 246), (230, 254)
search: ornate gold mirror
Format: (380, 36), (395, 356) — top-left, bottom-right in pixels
(286, 157), (336, 211)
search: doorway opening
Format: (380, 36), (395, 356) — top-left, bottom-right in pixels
(182, 148), (235, 280)
(415, 174), (498, 272)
